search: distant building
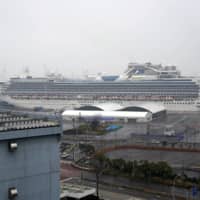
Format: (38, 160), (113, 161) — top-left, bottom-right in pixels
(0, 112), (62, 200)
(62, 103), (166, 122)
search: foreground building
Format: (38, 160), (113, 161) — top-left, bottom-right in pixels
(0, 112), (62, 200)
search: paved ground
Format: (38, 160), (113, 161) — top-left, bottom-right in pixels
(63, 111), (200, 142)
(98, 190), (137, 200)
(60, 161), (81, 180)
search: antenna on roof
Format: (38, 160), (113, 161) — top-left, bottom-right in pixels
(23, 66), (30, 77)
(43, 64), (50, 77)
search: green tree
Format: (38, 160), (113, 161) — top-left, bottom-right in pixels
(155, 161), (174, 179)
(111, 158), (126, 172)
(124, 161), (133, 174)
(131, 160), (138, 178)
(90, 119), (100, 131)
(139, 160), (151, 181)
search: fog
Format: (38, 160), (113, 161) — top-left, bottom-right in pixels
(0, 0), (200, 80)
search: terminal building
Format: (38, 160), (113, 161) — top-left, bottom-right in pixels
(62, 103), (166, 122)
(0, 112), (62, 200)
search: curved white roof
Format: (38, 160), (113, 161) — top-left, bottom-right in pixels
(124, 102), (166, 114)
(77, 102), (165, 114)
(62, 110), (152, 120)
(93, 103), (123, 111)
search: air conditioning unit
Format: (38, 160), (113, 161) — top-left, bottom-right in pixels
(8, 141), (18, 152)
(8, 187), (18, 199)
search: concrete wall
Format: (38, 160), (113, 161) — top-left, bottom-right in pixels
(0, 135), (60, 200)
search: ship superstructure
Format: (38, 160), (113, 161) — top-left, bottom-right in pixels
(84, 62), (181, 81)
(124, 62), (180, 80)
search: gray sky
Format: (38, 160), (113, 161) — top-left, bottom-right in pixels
(0, 0), (200, 80)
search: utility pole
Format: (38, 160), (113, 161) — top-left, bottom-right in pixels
(72, 118), (76, 161)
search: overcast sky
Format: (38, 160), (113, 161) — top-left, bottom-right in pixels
(0, 0), (200, 80)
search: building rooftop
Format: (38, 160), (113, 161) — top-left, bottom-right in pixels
(60, 182), (96, 199)
(125, 102), (166, 114)
(0, 111), (61, 140)
(0, 112), (59, 132)
(76, 102), (165, 113)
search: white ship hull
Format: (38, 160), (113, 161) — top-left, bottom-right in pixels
(1, 96), (199, 112)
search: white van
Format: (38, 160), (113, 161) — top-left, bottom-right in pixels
(164, 125), (175, 136)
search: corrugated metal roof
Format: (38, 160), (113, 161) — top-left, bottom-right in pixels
(0, 112), (59, 132)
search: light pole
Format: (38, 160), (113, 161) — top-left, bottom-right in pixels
(172, 175), (179, 200)
(72, 118), (75, 161)
(72, 118), (78, 161)
(92, 153), (107, 200)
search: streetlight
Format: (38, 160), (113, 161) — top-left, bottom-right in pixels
(92, 153), (108, 200)
(72, 117), (78, 161)
(171, 175), (180, 200)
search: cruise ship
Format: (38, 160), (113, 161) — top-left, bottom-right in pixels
(1, 62), (200, 111)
